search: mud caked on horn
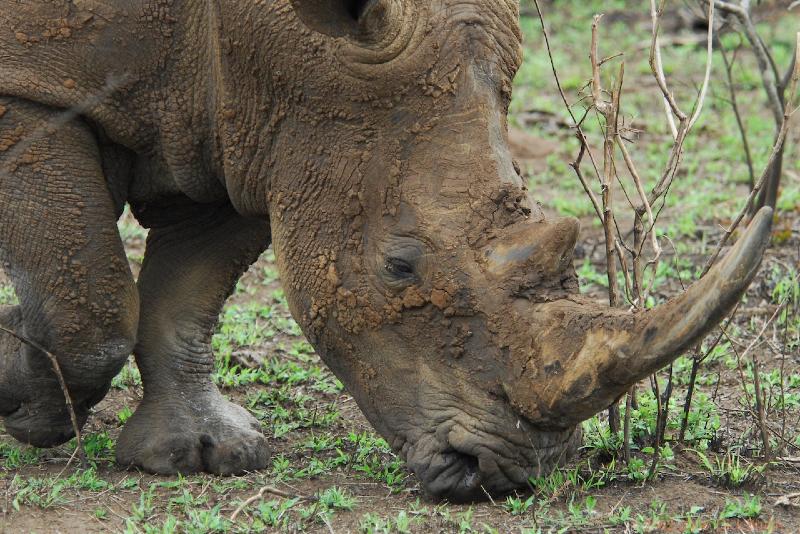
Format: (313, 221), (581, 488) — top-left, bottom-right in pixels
(504, 207), (773, 430)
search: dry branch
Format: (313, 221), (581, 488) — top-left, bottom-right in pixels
(713, 0), (798, 210)
(0, 325), (87, 468)
(719, 39), (757, 190)
(702, 32), (800, 276)
(229, 486), (314, 522)
(532, 0), (794, 469)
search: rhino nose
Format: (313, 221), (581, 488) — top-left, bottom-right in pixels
(485, 217), (580, 277)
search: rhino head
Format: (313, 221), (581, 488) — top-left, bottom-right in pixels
(240, 0), (771, 500)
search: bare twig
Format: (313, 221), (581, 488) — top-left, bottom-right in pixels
(713, 1), (797, 210)
(229, 486), (313, 522)
(646, 363), (675, 481)
(742, 303), (787, 460)
(751, 347), (770, 461)
(532, 0), (629, 261)
(0, 325), (87, 468)
(714, 0), (784, 124)
(55, 446), (82, 480)
(687, 0), (716, 131)
(623, 387), (633, 462)
(589, 16), (628, 434)
(776, 492), (800, 508)
(570, 145), (604, 221)
(702, 33), (800, 276)
(615, 136), (662, 287)
(600, 62), (625, 309)
(719, 38), (757, 191)
(647, 372), (663, 480)
(646, 0), (715, 207)
(650, 0), (686, 133)
(531, 0), (605, 185)
(678, 304), (740, 442)
(591, 15), (610, 115)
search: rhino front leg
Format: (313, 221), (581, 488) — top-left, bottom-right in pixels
(0, 98), (139, 446)
(116, 199), (271, 475)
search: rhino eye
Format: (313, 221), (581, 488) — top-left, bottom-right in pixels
(384, 257), (415, 280)
(379, 240), (427, 289)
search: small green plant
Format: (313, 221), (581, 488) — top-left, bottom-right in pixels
(0, 441), (43, 469)
(360, 510), (415, 533)
(10, 475), (69, 510)
(457, 507), (474, 533)
(317, 486), (356, 511)
(253, 498), (299, 529)
(111, 360), (142, 390)
(0, 284), (18, 305)
(627, 456), (648, 482)
(566, 495), (597, 526)
(609, 505), (632, 526)
(81, 431), (115, 463)
(582, 415), (623, 456)
(117, 406), (134, 425)
(505, 494), (535, 516)
(693, 450), (764, 488)
(127, 487), (156, 524)
(720, 494), (762, 520)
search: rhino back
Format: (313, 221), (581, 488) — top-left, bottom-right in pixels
(0, 1), (234, 206)
(0, 1), (169, 148)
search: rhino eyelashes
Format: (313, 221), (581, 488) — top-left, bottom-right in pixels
(291, 0), (383, 40)
(346, 0), (373, 20)
(384, 256), (415, 279)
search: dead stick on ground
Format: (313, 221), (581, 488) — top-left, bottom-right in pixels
(0, 325), (87, 468)
(229, 486), (314, 522)
(55, 446), (82, 481)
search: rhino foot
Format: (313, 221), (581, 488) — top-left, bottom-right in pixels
(0, 307), (110, 447)
(116, 389), (270, 475)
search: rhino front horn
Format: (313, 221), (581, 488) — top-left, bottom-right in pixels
(505, 207), (773, 429)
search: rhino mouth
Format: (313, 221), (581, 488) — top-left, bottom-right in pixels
(399, 414), (579, 502)
(416, 448), (483, 502)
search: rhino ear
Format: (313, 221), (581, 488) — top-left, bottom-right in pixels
(290, 0), (379, 39)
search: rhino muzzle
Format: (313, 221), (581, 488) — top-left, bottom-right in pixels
(399, 208), (770, 500)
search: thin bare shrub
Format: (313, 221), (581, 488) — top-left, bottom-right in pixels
(530, 0), (799, 472)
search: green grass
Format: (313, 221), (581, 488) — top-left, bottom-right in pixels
(1, 2), (798, 532)
(515, 0), (797, 242)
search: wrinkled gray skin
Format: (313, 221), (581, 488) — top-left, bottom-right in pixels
(0, 0), (770, 501)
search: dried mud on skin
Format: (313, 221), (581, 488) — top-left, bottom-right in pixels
(0, 204), (798, 533)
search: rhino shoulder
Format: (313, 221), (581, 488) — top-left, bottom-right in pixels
(0, 1), (168, 143)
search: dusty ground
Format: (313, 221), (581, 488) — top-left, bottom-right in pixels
(1, 1), (800, 533)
